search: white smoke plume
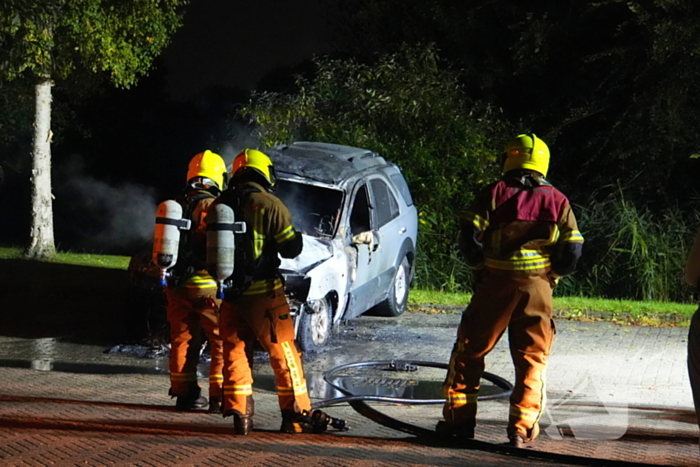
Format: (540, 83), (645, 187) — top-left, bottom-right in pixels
(52, 124), (262, 253)
(218, 121), (262, 168)
(54, 155), (157, 253)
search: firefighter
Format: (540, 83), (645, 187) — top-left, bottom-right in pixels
(165, 150), (227, 412)
(684, 228), (700, 448)
(214, 148), (314, 436)
(438, 134), (584, 447)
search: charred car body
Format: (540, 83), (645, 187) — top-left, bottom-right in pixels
(127, 142), (418, 353)
(269, 142), (418, 352)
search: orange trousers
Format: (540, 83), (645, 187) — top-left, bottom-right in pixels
(165, 286), (223, 399)
(442, 269), (555, 440)
(219, 287), (311, 417)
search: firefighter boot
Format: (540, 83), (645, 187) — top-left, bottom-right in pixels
(208, 396), (222, 414)
(171, 387), (208, 412)
(508, 422), (538, 448)
(223, 396), (254, 435)
(508, 434), (526, 448)
(233, 414), (254, 436)
(280, 409), (314, 434)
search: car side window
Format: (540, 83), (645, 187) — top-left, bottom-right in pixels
(350, 183), (372, 235)
(370, 179), (399, 228)
(390, 173), (414, 206)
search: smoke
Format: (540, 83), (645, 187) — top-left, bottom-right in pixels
(49, 125), (266, 254)
(217, 121), (262, 168)
(54, 155), (158, 254)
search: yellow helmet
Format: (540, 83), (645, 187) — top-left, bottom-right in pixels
(503, 134), (550, 177)
(232, 148), (276, 186)
(187, 150), (227, 190)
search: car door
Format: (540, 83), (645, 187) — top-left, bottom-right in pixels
(347, 181), (384, 314)
(367, 177), (404, 297)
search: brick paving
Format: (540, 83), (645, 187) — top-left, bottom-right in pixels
(0, 314), (698, 466)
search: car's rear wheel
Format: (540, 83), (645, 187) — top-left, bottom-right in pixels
(373, 256), (410, 317)
(296, 297), (333, 354)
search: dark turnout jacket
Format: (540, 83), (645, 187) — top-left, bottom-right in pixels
(215, 181), (302, 296)
(459, 171), (583, 277)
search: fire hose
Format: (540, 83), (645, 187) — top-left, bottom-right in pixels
(310, 359), (669, 467)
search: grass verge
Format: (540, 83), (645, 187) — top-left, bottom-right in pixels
(0, 247), (130, 269)
(408, 289), (697, 327)
(1, 247), (695, 327)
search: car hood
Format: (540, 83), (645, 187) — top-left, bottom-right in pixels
(279, 234), (333, 275)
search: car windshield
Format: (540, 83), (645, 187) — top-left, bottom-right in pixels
(274, 179), (344, 238)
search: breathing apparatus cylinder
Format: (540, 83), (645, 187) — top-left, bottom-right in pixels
(153, 200), (190, 286)
(206, 203), (239, 298)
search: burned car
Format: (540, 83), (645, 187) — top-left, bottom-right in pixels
(268, 142), (418, 352)
(126, 142), (418, 353)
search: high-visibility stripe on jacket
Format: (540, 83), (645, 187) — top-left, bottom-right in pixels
(242, 277), (284, 295)
(180, 271), (217, 289)
(459, 172), (583, 276)
(236, 182), (302, 296)
(178, 193), (218, 289)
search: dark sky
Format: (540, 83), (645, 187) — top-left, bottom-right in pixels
(160, 0), (337, 101)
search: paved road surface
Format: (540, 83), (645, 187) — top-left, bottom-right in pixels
(0, 311), (697, 466)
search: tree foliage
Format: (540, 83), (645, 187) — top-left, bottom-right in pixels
(1, 0), (185, 86)
(0, 78), (33, 149)
(238, 45), (514, 290)
(0, 0), (187, 259)
(315, 0), (700, 299)
(335, 0), (700, 205)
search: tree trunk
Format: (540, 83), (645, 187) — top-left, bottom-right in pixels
(25, 77), (56, 259)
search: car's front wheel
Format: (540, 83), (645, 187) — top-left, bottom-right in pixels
(296, 297), (333, 354)
(373, 256), (410, 317)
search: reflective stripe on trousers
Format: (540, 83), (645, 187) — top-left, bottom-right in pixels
(219, 288), (311, 416)
(442, 268), (554, 440)
(166, 286), (223, 398)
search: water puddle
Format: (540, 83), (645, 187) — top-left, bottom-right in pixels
(0, 338), (509, 402)
(0, 359), (168, 375)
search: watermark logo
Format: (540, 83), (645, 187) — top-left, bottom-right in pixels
(542, 354), (631, 441)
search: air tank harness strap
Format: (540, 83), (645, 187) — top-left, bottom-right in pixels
(155, 217), (191, 230)
(207, 222), (246, 233)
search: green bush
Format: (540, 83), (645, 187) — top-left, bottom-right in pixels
(237, 45), (512, 293)
(561, 186), (697, 303)
(237, 45), (700, 301)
